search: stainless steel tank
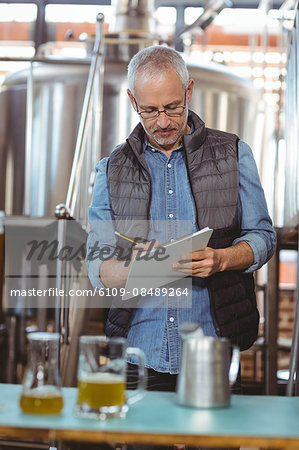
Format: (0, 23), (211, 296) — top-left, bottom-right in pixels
(0, 0), (261, 217)
(0, 52), (260, 217)
(188, 61), (260, 148)
(0, 89), (7, 211)
(0, 0), (263, 385)
(1, 63), (89, 217)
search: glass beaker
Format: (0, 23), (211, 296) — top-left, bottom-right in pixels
(19, 332), (64, 414)
(75, 336), (145, 419)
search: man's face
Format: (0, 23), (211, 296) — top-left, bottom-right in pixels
(128, 69), (194, 153)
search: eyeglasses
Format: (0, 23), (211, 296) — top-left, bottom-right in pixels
(133, 90), (187, 120)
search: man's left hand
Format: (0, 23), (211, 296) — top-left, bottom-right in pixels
(172, 241), (254, 277)
(172, 247), (223, 278)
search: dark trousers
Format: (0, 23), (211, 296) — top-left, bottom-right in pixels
(127, 363), (178, 392)
(126, 362), (242, 394)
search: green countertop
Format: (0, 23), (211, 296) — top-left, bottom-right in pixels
(0, 383), (299, 448)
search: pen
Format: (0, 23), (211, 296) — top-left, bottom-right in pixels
(115, 231), (139, 245)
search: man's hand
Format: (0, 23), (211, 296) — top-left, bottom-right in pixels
(100, 240), (159, 288)
(172, 241), (254, 278)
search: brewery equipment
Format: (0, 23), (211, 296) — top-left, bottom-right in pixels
(0, 1), (261, 218)
(0, 0), (262, 386)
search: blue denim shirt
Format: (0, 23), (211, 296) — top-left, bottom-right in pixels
(87, 139), (276, 374)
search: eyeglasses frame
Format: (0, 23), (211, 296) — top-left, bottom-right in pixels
(133, 89), (187, 120)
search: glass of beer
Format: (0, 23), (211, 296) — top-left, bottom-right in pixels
(19, 332), (63, 415)
(75, 336), (145, 419)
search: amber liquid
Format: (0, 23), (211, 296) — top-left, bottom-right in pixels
(20, 387), (64, 414)
(77, 373), (125, 409)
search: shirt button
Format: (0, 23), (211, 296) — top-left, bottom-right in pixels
(167, 163), (172, 168)
(169, 213), (174, 218)
(169, 317), (174, 323)
(168, 189), (173, 194)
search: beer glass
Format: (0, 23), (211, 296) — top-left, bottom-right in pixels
(20, 332), (63, 414)
(75, 336), (145, 419)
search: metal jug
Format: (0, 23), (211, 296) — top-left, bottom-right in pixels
(176, 323), (240, 408)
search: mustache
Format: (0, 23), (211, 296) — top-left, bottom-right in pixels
(154, 126), (178, 132)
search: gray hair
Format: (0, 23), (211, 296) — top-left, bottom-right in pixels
(127, 46), (189, 95)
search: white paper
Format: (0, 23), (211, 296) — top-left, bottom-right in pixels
(122, 227), (213, 300)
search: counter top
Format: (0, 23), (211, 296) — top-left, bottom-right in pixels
(0, 383), (299, 448)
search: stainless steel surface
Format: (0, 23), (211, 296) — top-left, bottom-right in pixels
(0, 0), (261, 219)
(296, 231), (299, 396)
(66, 13), (104, 218)
(55, 218), (67, 334)
(284, 9), (299, 396)
(187, 61), (260, 148)
(2, 214), (92, 385)
(6, 315), (17, 383)
(283, 11), (299, 225)
(0, 48), (260, 218)
(112, 0), (156, 34)
(265, 244), (279, 395)
(176, 325), (240, 408)
(24, 63), (33, 216)
(176, 0), (232, 37)
(0, 92), (7, 212)
(1, 63), (89, 217)
(0, 0), (262, 386)
(52, 14), (104, 354)
(0, 0), (276, 394)
(287, 233), (299, 396)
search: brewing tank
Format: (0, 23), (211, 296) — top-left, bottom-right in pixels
(0, 35), (260, 218)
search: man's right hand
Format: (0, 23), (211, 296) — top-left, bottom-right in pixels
(100, 240), (158, 288)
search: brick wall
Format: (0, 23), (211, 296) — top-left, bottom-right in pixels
(241, 288), (296, 383)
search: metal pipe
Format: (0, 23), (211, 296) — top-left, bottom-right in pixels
(63, 260), (71, 345)
(50, 13), (104, 362)
(6, 315), (17, 383)
(65, 13), (104, 217)
(174, 0), (232, 39)
(54, 217), (67, 334)
(24, 62), (33, 216)
(286, 226), (299, 396)
(295, 232), (299, 396)
(279, 0), (297, 11)
(0, 56), (90, 65)
(112, 0), (156, 34)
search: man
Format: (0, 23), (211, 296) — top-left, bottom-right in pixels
(87, 45), (276, 392)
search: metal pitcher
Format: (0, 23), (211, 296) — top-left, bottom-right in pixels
(176, 323), (240, 408)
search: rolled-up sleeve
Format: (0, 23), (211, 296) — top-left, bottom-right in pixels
(86, 158), (117, 289)
(233, 140), (277, 272)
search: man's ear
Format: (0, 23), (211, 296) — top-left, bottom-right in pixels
(186, 79), (194, 105)
(127, 89), (137, 110)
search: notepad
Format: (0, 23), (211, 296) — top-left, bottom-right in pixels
(122, 227), (213, 300)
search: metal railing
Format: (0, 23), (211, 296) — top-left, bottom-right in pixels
(52, 12), (104, 340)
(1, 14), (105, 394)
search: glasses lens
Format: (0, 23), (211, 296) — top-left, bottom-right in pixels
(140, 106), (185, 119)
(166, 107), (185, 117)
(140, 111), (158, 119)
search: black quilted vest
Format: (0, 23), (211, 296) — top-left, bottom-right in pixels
(105, 111), (259, 351)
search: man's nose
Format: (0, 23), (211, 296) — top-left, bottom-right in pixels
(156, 111), (171, 128)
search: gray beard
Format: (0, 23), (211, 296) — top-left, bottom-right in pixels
(140, 112), (188, 150)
